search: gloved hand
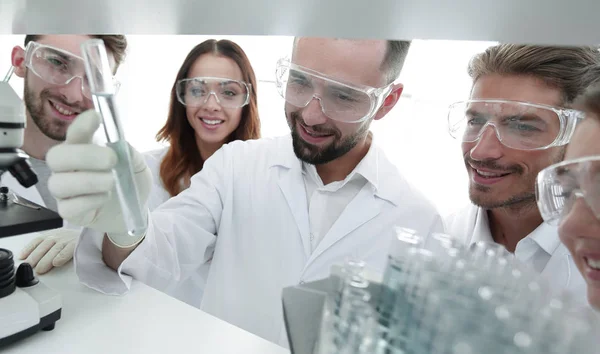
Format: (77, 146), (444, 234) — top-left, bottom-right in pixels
(46, 109), (152, 247)
(19, 228), (80, 274)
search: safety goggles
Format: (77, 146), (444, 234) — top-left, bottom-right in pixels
(24, 41), (120, 99)
(176, 76), (251, 109)
(536, 156), (600, 225)
(275, 58), (393, 123)
(448, 100), (585, 150)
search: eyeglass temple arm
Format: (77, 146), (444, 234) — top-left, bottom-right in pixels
(556, 111), (583, 145)
(3, 66), (14, 83)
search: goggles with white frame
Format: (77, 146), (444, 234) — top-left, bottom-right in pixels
(536, 155), (600, 225)
(448, 99), (585, 150)
(24, 41), (120, 99)
(275, 57), (393, 123)
(176, 76), (251, 109)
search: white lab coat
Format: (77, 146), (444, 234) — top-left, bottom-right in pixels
(142, 148), (172, 211)
(141, 147), (208, 308)
(445, 204), (587, 305)
(74, 135), (444, 347)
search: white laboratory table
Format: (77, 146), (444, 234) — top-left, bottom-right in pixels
(0, 232), (290, 354)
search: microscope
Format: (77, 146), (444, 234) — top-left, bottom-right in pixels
(0, 68), (63, 237)
(0, 68), (63, 348)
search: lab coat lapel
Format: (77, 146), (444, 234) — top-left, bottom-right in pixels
(307, 184), (383, 264)
(275, 164), (312, 259)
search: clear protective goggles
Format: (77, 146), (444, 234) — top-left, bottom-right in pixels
(176, 76), (251, 109)
(536, 156), (600, 225)
(448, 99), (585, 150)
(24, 41), (120, 99)
(275, 57), (392, 123)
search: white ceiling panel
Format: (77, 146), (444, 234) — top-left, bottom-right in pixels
(0, 0), (597, 45)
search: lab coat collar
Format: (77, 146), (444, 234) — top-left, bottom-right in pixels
(270, 133), (401, 206)
(351, 133), (379, 191)
(270, 134), (302, 174)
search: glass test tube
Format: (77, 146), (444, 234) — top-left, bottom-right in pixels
(81, 39), (147, 237)
(377, 227), (423, 327)
(334, 259), (366, 313)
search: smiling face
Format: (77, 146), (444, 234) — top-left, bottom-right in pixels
(284, 37), (392, 165)
(13, 35), (116, 141)
(558, 116), (600, 310)
(462, 74), (565, 209)
(183, 53), (245, 147)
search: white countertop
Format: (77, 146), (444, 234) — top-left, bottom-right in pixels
(0, 233), (290, 354)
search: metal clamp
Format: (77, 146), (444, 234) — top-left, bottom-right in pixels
(11, 193), (41, 210)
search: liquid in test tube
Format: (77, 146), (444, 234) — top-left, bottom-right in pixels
(81, 39), (147, 237)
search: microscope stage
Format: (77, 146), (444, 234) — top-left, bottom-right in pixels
(0, 201), (63, 237)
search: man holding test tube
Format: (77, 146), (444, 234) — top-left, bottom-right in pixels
(1, 35), (127, 274)
(45, 37), (443, 347)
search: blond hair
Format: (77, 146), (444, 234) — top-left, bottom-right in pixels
(469, 44), (600, 104)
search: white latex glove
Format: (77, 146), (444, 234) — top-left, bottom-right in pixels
(46, 109), (152, 247)
(19, 228), (80, 274)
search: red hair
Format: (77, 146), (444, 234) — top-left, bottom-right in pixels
(156, 39), (261, 196)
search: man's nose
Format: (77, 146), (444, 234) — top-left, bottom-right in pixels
(469, 125), (504, 161)
(301, 96), (328, 126)
(58, 76), (86, 103)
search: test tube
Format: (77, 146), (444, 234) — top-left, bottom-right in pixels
(377, 227), (423, 327)
(334, 258), (366, 314)
(81, 39), (147, 237)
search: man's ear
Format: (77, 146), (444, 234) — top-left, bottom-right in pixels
(373, 83), (404, 121)
(11, 46), (27, 78)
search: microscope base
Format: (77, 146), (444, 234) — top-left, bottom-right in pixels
(0, 283), (62, 348)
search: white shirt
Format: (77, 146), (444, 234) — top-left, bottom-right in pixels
(302, 158), (369, 252)
(74, 134), (444, 347)
(463, 205), (555, 273)
(446, 204), (587, 304)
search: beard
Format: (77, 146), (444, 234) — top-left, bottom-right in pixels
(287, 108), (369, 165)
(465, 148), (565, 210)
(23, 75), (84, 141)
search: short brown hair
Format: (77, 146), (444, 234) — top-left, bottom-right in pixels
(381, 40), (411, 84)
(292, 37), (411, 85)
(24, 35), (128, 72)
(468, 44), (600, 104)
